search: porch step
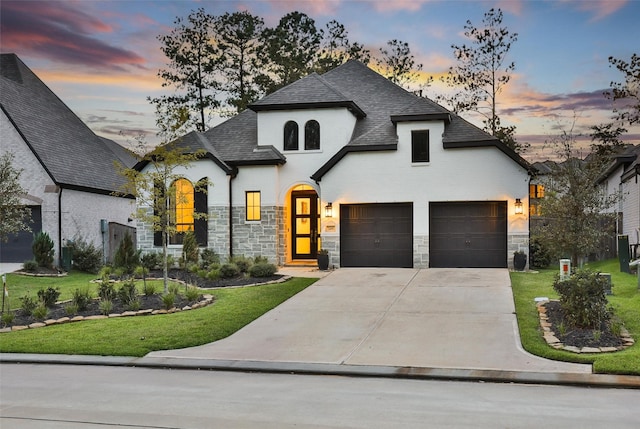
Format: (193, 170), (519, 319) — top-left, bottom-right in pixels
(284, 260), (318, 268)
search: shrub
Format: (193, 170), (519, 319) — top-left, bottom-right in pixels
(253, 255), (269, 264)
(99, 266), (112, 281)
(207, 269), (220, 281)
(220, 263), (240, 279)
(32, 303), (49, 321)
(99, 299), (113, 316)
(168, 283), (180, 296)
(162, 293), (175, 310)
(143, 282), (157, 297)
(19, 295), (37, 316)
(181, 230), (199, 267)
(2, 312), (15, 326)
(117, 279), (138, 305)
(22, 260), (38, 272)
(113, 232), (139, 274)
(140, 252), (161, 270)
(72, 287), (92, 311)
(185, 285), (201, 302)
(200, 249), (220, 269)
(553, 269), (610, 329)
(249, 262), (277, 278)
(37, 287), (60, 307)
(32, 232), (54, 268)
(97, 281), (117, 301)
(64, 303), (78, 316)
(529, 237), (552, 269)
(68, 237), (103, 273)
(231, 255), (252, 274)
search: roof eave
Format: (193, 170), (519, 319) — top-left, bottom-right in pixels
(390, 113), (451, 124)
(249, 100), (366, 118)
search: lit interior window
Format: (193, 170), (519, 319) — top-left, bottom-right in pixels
(246, 191), (261, 221)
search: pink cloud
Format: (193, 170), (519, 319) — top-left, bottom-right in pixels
(373, 0), (432, 12)
(0, 1), (145, 70)
(561, 0), (628, 21)
(266, 0), (340, 16)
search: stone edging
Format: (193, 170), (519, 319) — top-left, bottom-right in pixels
(537, 299), (635, 353)
(0, 294), (215, 333)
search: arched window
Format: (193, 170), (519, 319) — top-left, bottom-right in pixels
(170, 178), (194, 244)
(284, 121), (299, 151)
(305, 120), (320, 150)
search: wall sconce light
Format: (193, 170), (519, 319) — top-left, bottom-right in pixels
(325, 202), (333, 218)
(514, 198), (524, 215)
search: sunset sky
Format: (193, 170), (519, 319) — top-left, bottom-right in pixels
(1, 0), (639, 161)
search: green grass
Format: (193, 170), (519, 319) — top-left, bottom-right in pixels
(0, 275), (317, 356)
(511, 259), (640, 376)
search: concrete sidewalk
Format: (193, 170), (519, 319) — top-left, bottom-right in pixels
(147, 268), (590, 374)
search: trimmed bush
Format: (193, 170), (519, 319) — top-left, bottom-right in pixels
(530, 237), (552, 269)
(113, 232), (139, 274)
(72, 287), (92, 311)
(68, 237), (103, 273)
(231, 255), (252, 274)
(22, 260), (38, 272)
(37, 287), (60, 307)
(553, 269), (610, 329)
(98, 281), (117, 301)
(19, 295), (37, 316)
(220, 263), (240, 279)
(140, 252), (161, 270)
(32, 232), (54, 268)
(249, 262), (277, 278)
(253, 255), (269, 264)
(200, 249), (220, 269)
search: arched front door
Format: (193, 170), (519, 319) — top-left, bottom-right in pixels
(291, 189), (319, 260)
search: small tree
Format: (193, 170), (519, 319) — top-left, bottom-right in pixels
(113, 232), (139, 275)
(533, 120), (620, 267)
(0, 152), (31, 241)
(117, 105), (207, 294)
(32, 232), (54, 269)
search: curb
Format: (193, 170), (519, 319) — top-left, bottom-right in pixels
(2, 353), (639, 390)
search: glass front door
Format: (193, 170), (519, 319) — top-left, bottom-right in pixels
(291, 191), (319, 259)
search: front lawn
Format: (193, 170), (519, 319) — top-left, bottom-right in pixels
(0, 272), (316, 356)
(511, 259), (640, 376)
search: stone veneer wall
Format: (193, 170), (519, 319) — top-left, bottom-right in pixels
(232, 205), (279, 263)
(508, 233), (530, 270)
(413, 235), (429, 269)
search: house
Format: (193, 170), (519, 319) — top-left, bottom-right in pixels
(136, 60), (532, 269)
(597, 145), (640, 258)
(0, 53), (136, 265)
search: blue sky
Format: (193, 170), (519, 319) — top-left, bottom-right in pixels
(1, 0), (638, 161)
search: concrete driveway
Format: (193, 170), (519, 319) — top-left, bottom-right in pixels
(148, 268), (590, 374)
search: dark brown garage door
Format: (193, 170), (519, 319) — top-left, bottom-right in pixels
(429, 201), (507, 268)
(0, 206), (42, 263)
(340, 203), (413, 268)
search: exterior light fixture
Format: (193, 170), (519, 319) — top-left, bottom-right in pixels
(514, 198), (524, 215)
(325, 202), (333, 218)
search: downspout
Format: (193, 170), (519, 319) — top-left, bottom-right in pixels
(58, 187), (63, 267)
(228, 171), (237, 259)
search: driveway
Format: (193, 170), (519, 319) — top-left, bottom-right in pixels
(148, 268), (590, 374)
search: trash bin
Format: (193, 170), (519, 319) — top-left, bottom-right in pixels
(61, 246), (72, 272)
(618, 235), (630, 273)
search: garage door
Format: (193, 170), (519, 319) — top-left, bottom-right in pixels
(340, 203), (413, 268)
(429, 201), (507, 268)
(0, 206), (42, 263)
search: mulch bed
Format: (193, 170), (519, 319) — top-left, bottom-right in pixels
(543, 300), (623, 348)
(147, 269), (284, 289)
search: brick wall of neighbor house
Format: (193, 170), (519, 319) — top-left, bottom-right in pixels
(62, 189), (134, 253)
(232, 205), (279, 263)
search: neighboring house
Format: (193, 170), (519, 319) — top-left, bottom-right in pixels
(0, 53), (136, 265)
(597, 145), (640, 258)
(136, 60), (532, 269)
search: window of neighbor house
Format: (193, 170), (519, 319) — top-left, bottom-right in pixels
(169, 178), (194, 245)
(411, 130), (429, 163)
(284, 121), (299, 151)
(529, 184), (545, 199)
(305, 120), (320, 150)
(246, 191), (261, 221)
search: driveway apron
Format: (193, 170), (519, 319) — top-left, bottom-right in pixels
(147, 268), (590, 374)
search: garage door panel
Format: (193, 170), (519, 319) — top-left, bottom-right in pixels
(341, 203), (413, 268)
(430, 202), (507, 268)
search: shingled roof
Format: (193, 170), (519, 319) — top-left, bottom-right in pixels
(194, 59), (530, 173)
(0, 53), (135, 195)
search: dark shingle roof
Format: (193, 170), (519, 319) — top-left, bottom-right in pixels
(0, 53), (135, 195)
(203, 59), (530, 173)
